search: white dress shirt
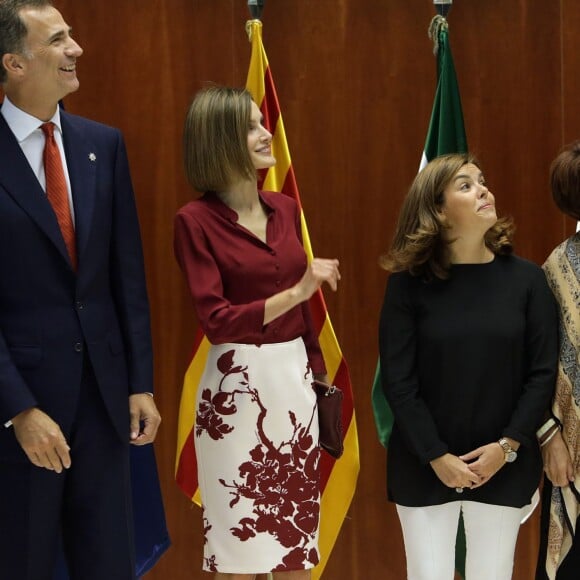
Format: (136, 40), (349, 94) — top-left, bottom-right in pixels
(1, 96), (76, 222)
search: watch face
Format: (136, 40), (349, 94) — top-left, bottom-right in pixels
(506, 451), (517, 463)
(498, 439), (517, 463)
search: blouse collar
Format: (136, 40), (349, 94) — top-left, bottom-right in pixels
(202, 190), (275, 222)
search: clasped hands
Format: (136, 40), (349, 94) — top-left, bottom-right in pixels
(430, 442), (507, 492)
(11, 393), (161, 473)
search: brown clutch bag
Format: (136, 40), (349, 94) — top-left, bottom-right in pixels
(313, 380), (344, 459)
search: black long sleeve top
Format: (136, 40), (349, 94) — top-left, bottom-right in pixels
(379, 255), (558, 507)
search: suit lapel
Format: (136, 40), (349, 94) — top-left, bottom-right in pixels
(0, 114), (71, 265)
(61, 112), (97, 268)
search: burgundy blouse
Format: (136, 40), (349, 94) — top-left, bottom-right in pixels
(174, 190), (325, 374)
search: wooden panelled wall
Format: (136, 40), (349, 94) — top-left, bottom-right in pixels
(51, 0), (580, 578)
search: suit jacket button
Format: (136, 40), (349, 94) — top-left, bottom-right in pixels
(74, 342), (83, 352)
(75, 301), (84, 310)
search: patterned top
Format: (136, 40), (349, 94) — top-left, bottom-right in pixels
(542, 234), (580, 579)
(174, 190), (325, 374)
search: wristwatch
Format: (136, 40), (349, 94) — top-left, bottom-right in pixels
(498, 438), (517, 463)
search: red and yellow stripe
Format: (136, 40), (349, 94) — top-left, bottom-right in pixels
(175, 19), (359, 577)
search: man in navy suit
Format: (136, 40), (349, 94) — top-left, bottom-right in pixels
(0, 1), (162, 578)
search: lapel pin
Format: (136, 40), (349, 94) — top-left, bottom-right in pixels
(88, 153), (96, 162)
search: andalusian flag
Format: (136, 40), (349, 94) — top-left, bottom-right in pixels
(370, 14), (468, 578)
(175, 19), (360, 578)
(372, 13), (467, 450)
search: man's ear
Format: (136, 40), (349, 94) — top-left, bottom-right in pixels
(2, 53), (25, 76)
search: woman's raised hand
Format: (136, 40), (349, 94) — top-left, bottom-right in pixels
(295, 258), (341, 301)
(263, 258), (340, 326)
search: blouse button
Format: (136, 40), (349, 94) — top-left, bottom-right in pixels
(275, 280), (281, 287)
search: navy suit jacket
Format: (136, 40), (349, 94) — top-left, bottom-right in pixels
(0, 108), (153, 455)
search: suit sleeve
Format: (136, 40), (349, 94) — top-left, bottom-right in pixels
(379, 273), (448, 464)
(109, 131), (154, 395)
(0, 330), (37, 424)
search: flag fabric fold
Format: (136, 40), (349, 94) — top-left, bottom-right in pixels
(130, 445), (171, 577)
(174, 18), (359, 578)
(372, 13), (467, 451)
(371, 14), (468, 578)
(53, 445), (170, 579)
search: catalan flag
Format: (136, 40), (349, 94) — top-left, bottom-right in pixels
(174, 18), (360, 578)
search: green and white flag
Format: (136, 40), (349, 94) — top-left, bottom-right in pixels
(421, 20), (467, 169)
(371, 13), (468, 577)
(372, 14), (467, 447)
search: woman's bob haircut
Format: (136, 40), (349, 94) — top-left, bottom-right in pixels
(183, 86), (256, 193)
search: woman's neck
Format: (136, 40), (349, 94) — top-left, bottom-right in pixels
(448, 239), (494, 264)
(216, 179), (260, 213)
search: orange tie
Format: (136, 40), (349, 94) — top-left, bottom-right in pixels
(41, 122), (77, 269)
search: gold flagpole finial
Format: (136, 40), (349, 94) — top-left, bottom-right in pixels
(245, 18), (262, 42)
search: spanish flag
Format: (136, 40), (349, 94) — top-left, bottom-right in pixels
(175, 18), (359, 578)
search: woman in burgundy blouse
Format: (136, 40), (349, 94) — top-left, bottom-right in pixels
(174, 86), (340, 579)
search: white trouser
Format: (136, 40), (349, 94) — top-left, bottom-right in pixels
(396, 501), (525, 580)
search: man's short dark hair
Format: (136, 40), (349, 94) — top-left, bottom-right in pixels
(0, 1), (53, 83)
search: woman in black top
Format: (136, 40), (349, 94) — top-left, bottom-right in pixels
(379, 153), (558, 580)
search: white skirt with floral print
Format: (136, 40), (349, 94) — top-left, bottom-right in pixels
(194, 337), (321, 573)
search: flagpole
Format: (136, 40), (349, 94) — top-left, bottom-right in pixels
(429, 1), (452, 54)
(433, 0), (452, 17)
(248, 0), (265, 20)
(245, 10), (270, 579)
(247, 14), (271, 580)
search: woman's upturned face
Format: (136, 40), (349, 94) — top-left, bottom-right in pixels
(247, 101), (276, 170)
(440, 163), (497, 237)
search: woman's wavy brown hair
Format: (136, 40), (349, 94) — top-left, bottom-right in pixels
(380, 153), (514, 280)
